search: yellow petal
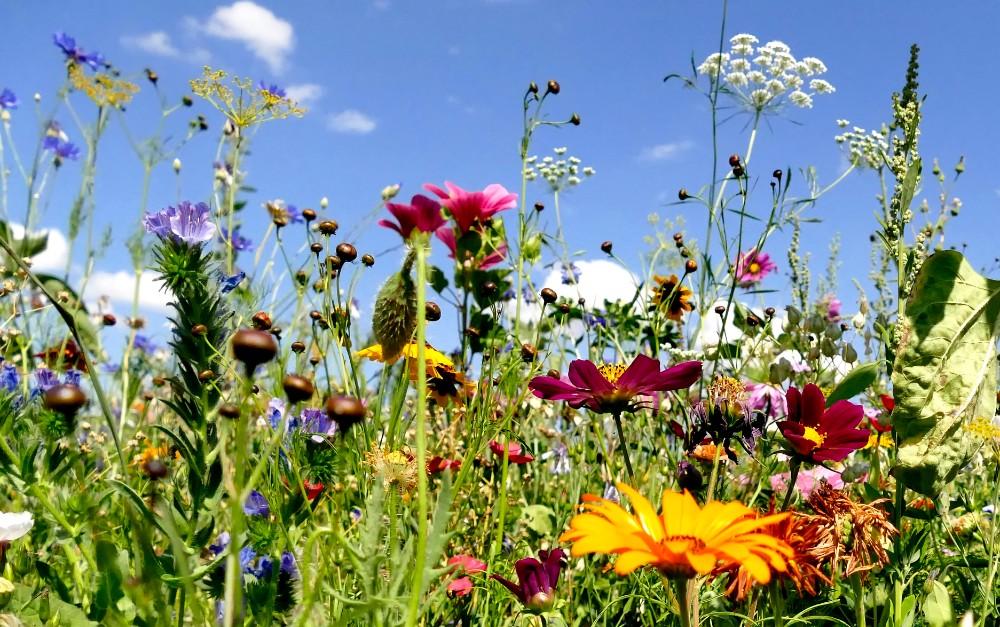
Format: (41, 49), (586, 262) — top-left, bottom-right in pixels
(617, 483), (664, 542)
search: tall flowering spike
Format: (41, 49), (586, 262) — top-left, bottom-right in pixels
(777, 384), (870, 463)
(529, 354), (701, 414)
(379, 194), (444, 240)
(423, 181), (518, 234)
(735, 248), (777, 287)
(144, 201), (217, 245)
(491, 548), (565, 612)
(559, 484), (793, 584)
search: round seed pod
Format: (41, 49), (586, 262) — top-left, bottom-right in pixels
(336, 243), (358, 263)
(43, 384), (87, 417)
(291, 341), (306, 354)
(283, 374), (315, 404)
(251, 311), (272, 330)
(144, 458), (169, 480)
(318, 220), (339, 236)
(325, 396), (366, 433)
(361, 254), (375, 267)
(600, 241), (613, 254)
(219, 403), (241, 420)
(425, 301), (442, 322)
(231, 329), (278, 372)
(546, 80), (560, 95)
(540, 288), (557, 305)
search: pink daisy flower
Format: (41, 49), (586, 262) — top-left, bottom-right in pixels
(379, 194), (445, 240)
(424, 181), (518, 234)
(735, 248), (777, 287)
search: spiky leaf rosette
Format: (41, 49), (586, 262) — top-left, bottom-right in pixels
(372, 249), (417, 362)
(151, 237), (232, 428)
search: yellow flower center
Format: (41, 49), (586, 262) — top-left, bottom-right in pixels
(802, 426), (826, 447)
(597, 363), (628, 385)
(749, 262), (761, 274)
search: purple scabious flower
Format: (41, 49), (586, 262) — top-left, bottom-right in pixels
(144, 201), (217, 244)
(257, 81), (286, 98)
(0, 89), (17, 110)
(133, 334), (157, 353)
(491, 548), (566, 612)
(244, 490), (270, 517)
(220, 227), (254, 252)
(52, 32), (104, 70)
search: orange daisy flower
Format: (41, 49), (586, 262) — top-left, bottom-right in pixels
(650, 274), (694, 321)
(559, 483), (793, 584)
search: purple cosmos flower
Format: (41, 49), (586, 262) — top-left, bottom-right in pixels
(528, 354), (702, 414)
(220, 227), (254, 252)
(52, 32), (104, 70)
(244, 490), (270, 517)
(423, 181), (518, 235)
(823, 293), (842, 321)
(257, 81), (286, 98)
(219, 271), (246, 294)
(735, 248), (777, 288)
(491, 548), (566, 612)
(745, 382), (787, 417)
(133, 335), (157, 354)
(144, 201), (217, 244)
(0, 89), (17, 110)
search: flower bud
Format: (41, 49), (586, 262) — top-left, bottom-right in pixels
(372, 261), (417, 363)
(181, 95), (193, 107)
(772, 169), (782, 180)
(231, 329), (278, 373)
(191, 324), (208, 336)
(361, 254), (375, 267)
(546, 80), (560, 95)
(219, 403), (240, 420)
(251, 311), (272, 330)
(302, 208), (317, 222)
(318, 220), (339, 236)
(320, 196), (329, 209)
(43, 384), (87, 417)
(336, 243), (358, 263)
(534, 202), (544, 212)
(528, 81), (539, 94)
(569, 113), (580, 126)
(283, 374), (315, 404)
(851, 311), (865, 329)
(102, 313), (117, 326)
(684, 259), (697, 274)
(728, 154), (741, 167)
(425, 301), (442, 322)
(291, 341), (306, 353)
(714, 305), (726, 315)
(676, 461), (703, 491)
(540, 288), (557, 304)
(326, 396), (366, 432)
(310, 242), (323, 255)
(381, 183), (401, 201)
(520, 343), (538, 363)
(764, 307), (776, 318)
(600, 240), (613, 254)
(143, 458), (168, 480)
(678, 188), (690, 201)
(172, 158), (181, 173)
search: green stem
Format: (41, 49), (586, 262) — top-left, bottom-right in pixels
(612, 412), (635, 483)
(781, 459), (801, 511)
(852, 573), (867, 627)
(223, 378), (251, 627)
(675, 578), (692, 627)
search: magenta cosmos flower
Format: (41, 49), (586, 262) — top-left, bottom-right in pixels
(529, 355), (702, 414)
(424, 181), (518, 234)
(435, 227), (508, 269)
(379, 194), (445, 240)
(735, 248), (777, 287)
(492, 548), (565, 613)
(777, 384), (869, 463)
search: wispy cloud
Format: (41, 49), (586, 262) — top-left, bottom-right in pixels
(8, 223), (68, 272)
(286, 83), (323, 106)
(638, 140), (694, 162)
(121, 31), (179, 57)
(85, 271), (171, 312)
(201, 1), (294, 73)
(327, 109), (376, 134)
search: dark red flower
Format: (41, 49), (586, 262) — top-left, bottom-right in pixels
(777, 384), (869, 463)
(36, 338), (88, 372)
(427, 456), (462, 474)
(491, 548), (565, 612)
(489, 440), (533, 464)
(528, 355), (701, 414)
(379, 194), (445, 240)
(870, 394), (894, 433)
(304, 480), (324, 500)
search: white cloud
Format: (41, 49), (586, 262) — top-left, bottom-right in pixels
(373, 0), (391, 9)
(327, 109), (376, 134)
(638, 140), (694, 162)
(85, 271), (171, 313)
(285, 83), (323, 106)
(202, 1), (294, 73)
(8, 223), (68, 273)
(121, 31), (180, 57)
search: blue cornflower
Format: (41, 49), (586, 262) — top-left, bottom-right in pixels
(585, 312), (607, 328)
(220, 227), (254, 252)
(285, 205), (304, 224)
(0, 89), (17, 110)
(244, 490), (270, 517)
(0, 362), (20, 393)
(143, 201), (218, 244)
(561, 262), (581, 285)
(43, 135), (80, 162)
(133, 334), (157, 353)
(257, 81), (286, 98)
(63, 370), (82, 387)
(101, 362), (120, 374)
(52, 32), (104, 70)
(209, 532), (230, 556)
(297, 407), (333, 435)
(218, 271), (246, 294)
(349, 507), (363, 523)
(279, 552), (298, 579)
(33, 368), (59, 393)
(265, 398), (286, 429)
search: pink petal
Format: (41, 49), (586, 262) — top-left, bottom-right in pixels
(567, 360), (613, 393)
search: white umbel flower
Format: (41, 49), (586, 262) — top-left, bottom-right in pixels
(789, 90), (813, 108)
(0, 511), (33, 542)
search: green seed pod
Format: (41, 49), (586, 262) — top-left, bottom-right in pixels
(372, 250), (417, 362)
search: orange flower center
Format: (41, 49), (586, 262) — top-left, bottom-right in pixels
(748, 262), (761, 274)
(802, 426), (826, 447)
(597, 363), (627, 385)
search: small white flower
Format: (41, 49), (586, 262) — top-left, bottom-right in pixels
(789, 90), (813, 108)
(750, 89), (771, 107)
(172, 158), (182, 173)
(762, 40), (791, 55)
(697, 52), (729, 78)
(542, 156), (553, 163)
(320, 196), (329, 209)
(583, 166), (595, 176)
(731, 43), (755, 56)
(567, 176), (581, 186)
(783, 74), (803, 89)
(725, 72), (749, 88)
(525, 155), (537, 163)
(568, 156), (581, 164)
(802, 57), (828, 74)
(747, 70), (767, 84)
(729, 58), (751, 72)
(0, 511), (33, 542)
(554, 146), (568, 155)
(729, 33), (759, 47)
(809, 79), (835, 94)
(766, 79), (785, 95)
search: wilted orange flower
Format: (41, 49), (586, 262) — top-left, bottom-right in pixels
(559, 483), (793, 584)
(807, 481), (897, 579)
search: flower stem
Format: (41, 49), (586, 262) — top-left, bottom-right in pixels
(612, 412), (635, 483)
(405, 235), (430, 626)
(675, 578), (692, 627)
(851, 573), (867, 627)
(780, 459), (801, 511)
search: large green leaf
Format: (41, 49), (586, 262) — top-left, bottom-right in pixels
(826, 361), (879, 406)
(890, 250), (1000, 496)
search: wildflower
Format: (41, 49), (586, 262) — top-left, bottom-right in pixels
(36, 339), (89, 371)
(688, 376), (764, 459)
(807, 481), (897, 578)
(778, 384), (869, 463)
(491, 549), (564, 612)
(257, 81), (286, 99)
(734, 248), (777, 287)
(650, 274), (694, 320)
(489, 440), (534, 464)
(865, 432), (894, 449)
(132, 335), (157, 354)
(67, 63), (139, 108)
(133, 443), (169, 468)
(423, 181), (518, 234)
(871, 394), (894, 432)
(528, 354), (701, 414)
(0, 363), (19, 393)
(820, 293), (842, 321)
(427, 456), (462, 474)
(190, 67), (304, 128)
(560, 262), (581, 285)
(297, 407), (335, 437)
(357, 342), (454, 376)
(52, 32), (104, 70)
(379, 194), (444, 240)
(219, 227), (254, 252)
(427, 365), (476, 405)
(560, 484), (792, 583)
(745, 382), (787, 417)
(365, 448), (418, 494)
(0, 89), (17, 110)
(219, 271), (246, 293)
(144, 201), (217, 244)
(447, 555), (487, 597)
(0, 511), (34, 542)
(770, 466), (844, 499)
(244, 490), (270, 517)
(435, 227), (508, 270)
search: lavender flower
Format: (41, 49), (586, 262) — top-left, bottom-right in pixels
(244, 490), (270, 517)
(144, 201), (217, 244)
(52, 32), (104, 70)
(0, 89), (17, 110)
(220, 227), (254, 252)
(133, 335), (157, 354)
(257, 81), (286, 98)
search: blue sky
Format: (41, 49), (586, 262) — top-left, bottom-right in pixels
(1, 1), (998, 346)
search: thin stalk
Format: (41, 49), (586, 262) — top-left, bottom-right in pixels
(611, 412), (634, 483)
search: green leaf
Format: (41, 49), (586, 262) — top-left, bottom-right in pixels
(519, 504), (555, 536)
(427, 265), (449, 294)
(922, 580), (952, 627)
(891, 251), (1000, 496)
(826, 362), (879, 405)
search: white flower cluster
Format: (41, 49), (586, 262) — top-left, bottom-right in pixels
(697, 34), (834, 112)
(524, 147), (595, 192)
(834, 120), (890, 170)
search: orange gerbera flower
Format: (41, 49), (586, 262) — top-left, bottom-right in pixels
(559, 483), (794, 584)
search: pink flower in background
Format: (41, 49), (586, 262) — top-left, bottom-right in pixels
(823, 293), (843, 321)
(435, 226), (508, 269)
(734, 248), (777, 287)
(446, 554), (487, 597)
(379, 194), (445, 240)
(424, 181), (518, 234)
(745, 382), (787, 417)
(770, 466), (844, 498)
